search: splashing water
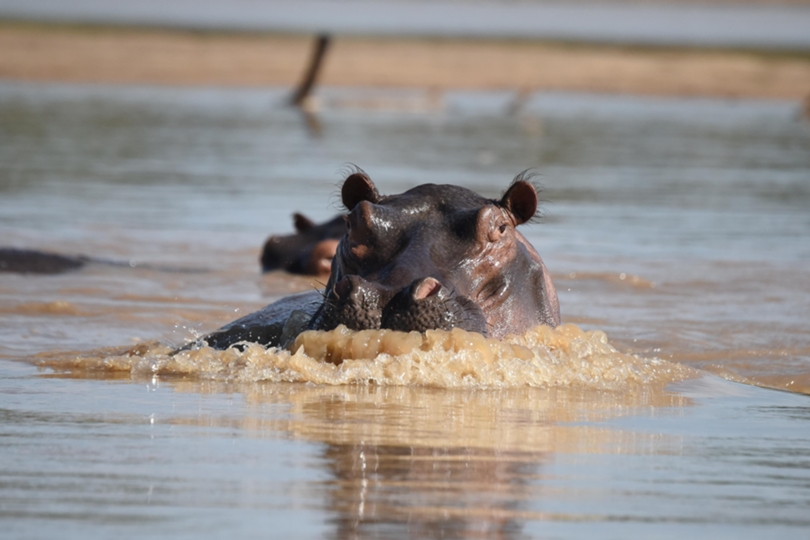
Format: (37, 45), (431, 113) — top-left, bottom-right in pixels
(32, 324), (696, 390)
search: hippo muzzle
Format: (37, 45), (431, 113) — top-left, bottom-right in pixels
(310, 274), (488, 335)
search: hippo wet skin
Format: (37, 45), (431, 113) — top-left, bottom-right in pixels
(193, 171), (559, 350)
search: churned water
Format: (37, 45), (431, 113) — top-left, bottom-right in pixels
(33, 324), (695, 389)
(1, 82), (809, 538)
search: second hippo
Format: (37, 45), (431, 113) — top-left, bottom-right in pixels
(260, 213), (345, 278)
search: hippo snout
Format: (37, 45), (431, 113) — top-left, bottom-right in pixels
(315, 275), (384, 332)
(311, 275), (488, 336)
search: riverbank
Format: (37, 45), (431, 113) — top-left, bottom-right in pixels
(2, 21), (809, 99)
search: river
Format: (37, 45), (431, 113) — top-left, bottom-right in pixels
(1, 82), (809, 538)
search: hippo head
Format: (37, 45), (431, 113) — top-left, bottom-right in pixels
(261, 213), (344, 277)
(308, 171), (560, 339)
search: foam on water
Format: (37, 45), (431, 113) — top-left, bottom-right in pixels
(32, 324), (696, 390)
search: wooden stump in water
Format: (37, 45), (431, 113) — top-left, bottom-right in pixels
(290, 34), (331, 108)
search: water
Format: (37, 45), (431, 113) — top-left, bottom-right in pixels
(1, 82), (810, 537)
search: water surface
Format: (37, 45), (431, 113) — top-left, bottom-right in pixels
(1, 82), (809, 537)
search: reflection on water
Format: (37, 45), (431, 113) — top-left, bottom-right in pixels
(228, 383), (688, 538)
(1, 82), (810, 537)
(4, 361), (810, 539)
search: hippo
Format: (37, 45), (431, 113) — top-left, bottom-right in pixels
(261, 213), (345, 278)
(0, 248), (204, 275)
(0, 248), (89, 274)
(192, 170), (559, 350)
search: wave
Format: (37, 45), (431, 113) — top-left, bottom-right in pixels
(32, 324), (696, 390)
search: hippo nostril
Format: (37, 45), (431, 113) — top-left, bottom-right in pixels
(413, 277), (442, 300)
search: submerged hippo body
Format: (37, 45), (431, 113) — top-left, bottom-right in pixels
(0, 248), (201, 275)
(198, 171), (559, 350)
(261, 213), (345, 277)
(0, 248), (89, 274)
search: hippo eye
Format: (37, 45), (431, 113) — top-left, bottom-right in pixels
(498, 224), (507, 234)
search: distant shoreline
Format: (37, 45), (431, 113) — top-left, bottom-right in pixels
(2, 21), (809, 100)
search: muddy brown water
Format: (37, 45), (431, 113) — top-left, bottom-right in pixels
(1, 83), (809, 538)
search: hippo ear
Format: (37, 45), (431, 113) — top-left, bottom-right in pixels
(500, 180), (537, 225)
(293, 213), (315, 232)
(342, 172), (380, 211)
